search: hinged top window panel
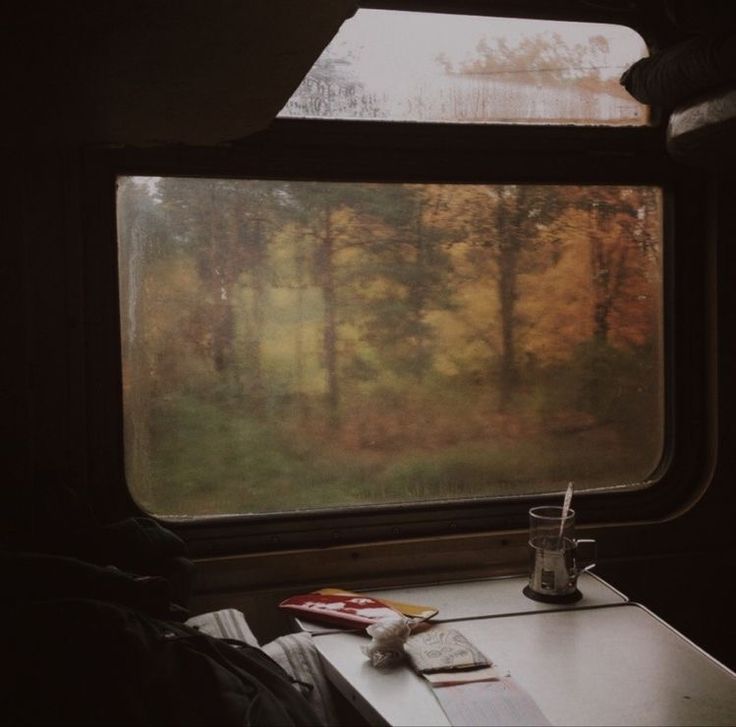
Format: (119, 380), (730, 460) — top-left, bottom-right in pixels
(278, 8), (648, 126)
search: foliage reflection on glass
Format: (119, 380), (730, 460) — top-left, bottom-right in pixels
(118, 178), (663, 516)
(278, 9), (648, 125)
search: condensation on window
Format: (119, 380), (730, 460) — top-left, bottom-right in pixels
(117, 177), (663, 517)
(278, 9), (648, 126)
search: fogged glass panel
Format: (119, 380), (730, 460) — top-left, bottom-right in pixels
(278, 9), (648, 125)
(118, 177), (663, 516)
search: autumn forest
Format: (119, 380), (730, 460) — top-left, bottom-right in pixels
(117, 177), (663, 516)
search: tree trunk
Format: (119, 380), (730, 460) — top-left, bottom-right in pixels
(497, 244), (520, 408)
(590, 230), (611, 344)
(593, 300), (610, 343)
(212, 294), (234, 374)
(242, 216), (266, 410)
(294, 237), (309, 422)
(319, 211), (340, 429)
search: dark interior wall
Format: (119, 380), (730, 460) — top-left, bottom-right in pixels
(2, 0), (355, 542)
(596, 176), (736, 670)
(2, 150), (84, 546)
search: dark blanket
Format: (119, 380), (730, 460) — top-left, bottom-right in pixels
(0, 553), (322, 726)
(620, 32), (736, 110)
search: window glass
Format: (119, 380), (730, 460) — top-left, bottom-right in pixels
(118, 177), (663, 517)
(278, 9), (648, 125)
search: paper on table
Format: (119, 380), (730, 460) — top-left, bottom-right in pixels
(431, 677), (551, 727)
(423, 665), (500, 686)
(405, 628), (490, 673)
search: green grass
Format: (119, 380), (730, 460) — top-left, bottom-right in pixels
(129, 392), (659, 517)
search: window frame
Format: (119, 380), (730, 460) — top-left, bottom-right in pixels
(78, 0), (716, 561)
(82, 112), (715, 558)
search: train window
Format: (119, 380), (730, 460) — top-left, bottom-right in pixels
(117, 177), (663, 518)
(278, 8), (648, 126)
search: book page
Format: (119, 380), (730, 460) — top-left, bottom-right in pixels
(431, 678), (551, 726)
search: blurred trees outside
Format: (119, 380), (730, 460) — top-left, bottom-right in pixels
(281, 21), (645, 124)
(118, 178), (663, 515)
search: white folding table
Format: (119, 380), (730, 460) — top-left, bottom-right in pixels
(305, 574), (736, 726)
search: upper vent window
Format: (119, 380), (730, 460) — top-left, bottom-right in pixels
(278, 8), (648, 125)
